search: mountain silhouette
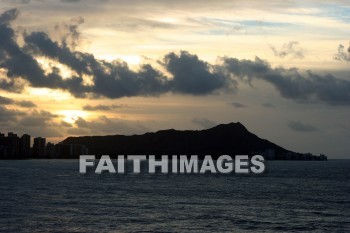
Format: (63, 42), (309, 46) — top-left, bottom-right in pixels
(61, 122), (291, 159)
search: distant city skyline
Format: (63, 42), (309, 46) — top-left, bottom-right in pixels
(0, 1), (349, 158)
(0, 124), (327, 161)
(0, 131), (88, 159)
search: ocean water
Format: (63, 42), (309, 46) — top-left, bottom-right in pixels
(0, 160), (349, 232)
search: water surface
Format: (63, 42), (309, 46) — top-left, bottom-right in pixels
(0, 160), (349, 232)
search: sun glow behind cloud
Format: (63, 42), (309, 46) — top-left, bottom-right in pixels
(58, 110), (89, 124)
(36, 56), (76, 79)
(0, 1), (350, 157)
(27, 88), (72, 101)
(96, 54), (142, 66)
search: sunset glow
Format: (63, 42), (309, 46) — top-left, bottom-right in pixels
(0, 1), (349, 157)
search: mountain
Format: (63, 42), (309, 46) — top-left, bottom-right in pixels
(61, 122), (291, 159)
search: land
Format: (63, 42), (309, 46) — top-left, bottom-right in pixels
(61, 122), (327, 161)
(0, 122), (327, 160)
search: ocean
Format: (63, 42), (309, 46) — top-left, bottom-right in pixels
(0, 159), (349, 232)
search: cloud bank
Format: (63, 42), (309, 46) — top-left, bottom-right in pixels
(1, 9), (350, 106)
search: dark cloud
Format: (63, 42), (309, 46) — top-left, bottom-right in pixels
(18, 126), (63, 138)
(192, 117), (216, 129)
(334, 42), (350, 62)
(16, 100), (36, 108)
(0, 9), (86, 95)
(0, 95), (14, 104)
(222, 57), (350, 105)
(262, 102), (275, 108)
(82, 104), (125, 111)
(0, 8), (18, 24)
(0, 105), (25, 122)
(0, 95), (35, 110)
(19, 116), (47, 127)
(1, 9), (350, 106)
(0, 9), (46, 91)
(60, 120), (73, 128)
(162, 51), (234, 95)
(24, 31), (90, 75)
(0, 95), (36, 107)
(270, 41), (304, 59)
(231, 102), (246, 108)
(19, 110), (58, 127)
(24, 27), (232, 98)
(75, 117), (89, 128)
(23, 26), (168, 98)
(288, 121), (317, 132)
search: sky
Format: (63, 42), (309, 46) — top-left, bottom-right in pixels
(0, 0), (349, 158)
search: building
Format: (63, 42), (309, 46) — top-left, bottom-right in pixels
(46, 142), (56, 158)
(20, 134), (31, 158)
(33, 137), (46, 158)
(0, 132), (6, 159)
(0, 131), (89, 159)
(5, 132), (20, 159)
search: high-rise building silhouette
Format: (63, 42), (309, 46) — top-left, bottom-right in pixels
(0, 132), (6, 159)
(20, 134), (31, 158)
(33, 137), (46, 158)
(1, 131), (89, 159)
(46, 142), (55, 158)
(6, 132), (20, 159)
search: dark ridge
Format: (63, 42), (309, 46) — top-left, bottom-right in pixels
(61, 122), (294, 159)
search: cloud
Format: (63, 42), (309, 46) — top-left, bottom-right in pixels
(67, 127), (89, 135)
(231, 102), (246, 108)
(192, 117), (216, 129)
(54, 16), (84, 49)
(1, 9), (350, 106)
(24, 27), (234, 98)
(288, 121), (317, 132)
(0, 95), (14, 104)
(162, 51), (235, 95)
(221, 56), (350, 105)
(23, 28), (169, 98)
(19, 117), (47, 127)
(334, 42), (350, 62)
(0, 106), (60, 136)
(0, 96), (36, 107)
(0, 108), (62, 138)
(61, 0), (81, 3)
(111, 17), (178, 32)
(60, 120), (72, 127)
(16, 100), (36, 108)
(23, 127), (62, 138)
(73, 116), (149, 135)
(262, 102), (275, 108)
(19, 110), (58, 127)
(270, 41), (304, 59)
(82, 104), (126, 111)
(0, 9), (86, 95)
(0, 8), (18, 24)
(0, 106), (25, 122)
(336, 124), (350, 138)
